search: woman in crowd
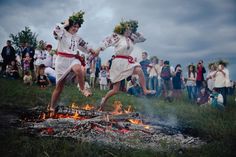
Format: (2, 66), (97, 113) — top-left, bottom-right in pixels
(172, 64), (184, 100)
(186, 64), (197, 102)
(206, 63), (216, 92)
(148, 56), (160, 96)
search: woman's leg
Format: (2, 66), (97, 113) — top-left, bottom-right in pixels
(72, 64), (85, 90)
(48, 79), (66, 111)
(99, 81), (120, 110)
(133, 66), (155, 95)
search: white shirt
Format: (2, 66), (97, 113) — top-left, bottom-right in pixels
(148, 64), (160, 77)
(54, 24), (92, 55)
(214, 69), (228, 88)
(43, 51), (53, 67)
(45, 67), (56, 78)
(34, 50), (47, 66)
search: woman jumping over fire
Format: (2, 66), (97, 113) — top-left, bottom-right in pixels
(95, 20), (156, 111)
(48, 11), (96, 112)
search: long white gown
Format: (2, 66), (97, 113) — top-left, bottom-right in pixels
(53, 24), (92, 83)
(99, 33), (145, 83)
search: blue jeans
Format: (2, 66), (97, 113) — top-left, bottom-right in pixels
(186, 86), (196, 101)
(149, 76), (158, 95)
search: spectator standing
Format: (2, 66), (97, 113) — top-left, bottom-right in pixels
(140, 52), (150, 89)
(99, 65), (108, 90)
(1, 40), (16, 76)
(148, 56), (160, 95)
(172, 64), (184, 100)
(44, 44), (53, 67)
(196, 60), (206, 94)
(160, 60), (173, 102)
(213, 61), (229, 106)
(206, 63), (216, 92)
(186, 64), (197, 102)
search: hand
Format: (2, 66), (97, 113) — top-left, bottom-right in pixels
(63, 19), (69, 27)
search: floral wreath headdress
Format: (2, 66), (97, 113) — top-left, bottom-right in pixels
(114, 20), (138, 35)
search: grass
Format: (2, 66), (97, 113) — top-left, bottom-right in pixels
(0, 78), (236, 157)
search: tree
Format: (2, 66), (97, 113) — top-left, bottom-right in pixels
(9, 27), (38, 49)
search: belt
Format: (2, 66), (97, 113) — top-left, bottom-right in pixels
(57, 52), (85, 66)
(115, 55), (135, 63)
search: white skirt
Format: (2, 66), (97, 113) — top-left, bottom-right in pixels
(110, 58), (140, 83)
(55, 56), (81, 83)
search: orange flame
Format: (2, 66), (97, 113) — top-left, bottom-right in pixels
(39, 112), (46, 120)
(128, 119), (143, 125)
(82, 104), (94, 110)
(72, 111), (80, 119)
(112, 101), (123, 115)
(144, 125), (150, 129)
(71, 103), (79, 109)
(124, 105), (133, 114)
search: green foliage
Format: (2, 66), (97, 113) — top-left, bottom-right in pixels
(69, 10), (85, 25)
(9, 26), (38, 49)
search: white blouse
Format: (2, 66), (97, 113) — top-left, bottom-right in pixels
(99, 32), (145, 55)
(53, 24), (92, 55)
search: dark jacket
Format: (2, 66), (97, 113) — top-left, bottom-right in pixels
(1, 46), (16, 62)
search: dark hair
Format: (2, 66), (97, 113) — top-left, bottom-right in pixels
(7, 40), (11, 43)
(188, 65), (196, 78)
(164, 60), (169, 65)
(64, 19), (81, 31)
(175, 64), (181, 71)
(142, 52), (148, 56)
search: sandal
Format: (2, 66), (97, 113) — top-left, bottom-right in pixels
(80, 88), (92, 97)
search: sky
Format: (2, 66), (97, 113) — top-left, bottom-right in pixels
(0, 0), (236, 80)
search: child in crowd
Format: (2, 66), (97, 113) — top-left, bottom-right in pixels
(208, 88), (224, 110)
(23, 70), (33, 85)
(99, 65), (108, 90)
(23, 53), (31, 73)
(89, 60), (96, 88)
(197, 87), (209, 106)
(6, 60), (19, 79)
(127, 75), (143, 96)
(36, 64), (50, 88)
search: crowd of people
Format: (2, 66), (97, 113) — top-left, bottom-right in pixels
(1, 39), (234, 110)
(1, 11), (235, 111)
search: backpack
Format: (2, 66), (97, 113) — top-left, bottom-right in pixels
(161, 66), (171, 80)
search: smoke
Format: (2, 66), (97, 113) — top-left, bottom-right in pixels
(137, 97), (178, 128)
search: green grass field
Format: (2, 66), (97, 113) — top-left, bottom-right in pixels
(0, 78), (235, 157)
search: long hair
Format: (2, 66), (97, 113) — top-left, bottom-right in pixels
(188, 65), (196, 78)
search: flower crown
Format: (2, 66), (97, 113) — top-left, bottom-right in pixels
(69, 10), (85, 25)
(114, 20), (138, 35)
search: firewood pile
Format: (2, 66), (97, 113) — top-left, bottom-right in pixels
(19, 101), (205, 151)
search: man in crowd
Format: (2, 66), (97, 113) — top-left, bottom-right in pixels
(1, 40), (16, 76)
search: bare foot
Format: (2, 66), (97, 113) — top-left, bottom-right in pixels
(143, 90), (156, 95)
(98, 98), (106, 111)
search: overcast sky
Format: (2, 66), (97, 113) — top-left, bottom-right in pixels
(0, 0), (236, 80)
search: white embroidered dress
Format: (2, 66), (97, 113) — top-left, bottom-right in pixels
(99, 33), (145, 83)
(53, 24), (92, 83)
